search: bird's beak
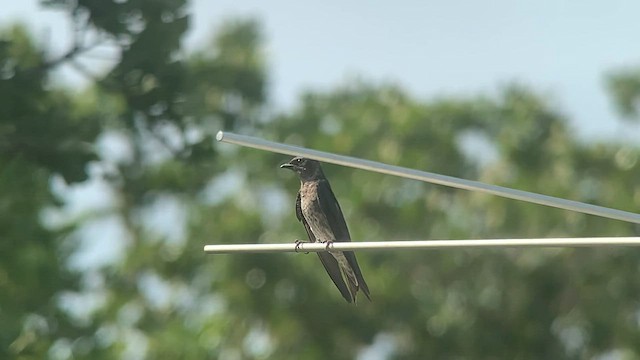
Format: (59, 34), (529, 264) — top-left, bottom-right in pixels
(280, 163), (294, 170)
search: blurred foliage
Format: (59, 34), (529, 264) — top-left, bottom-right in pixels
(0, 24), (100, 360)
(606, 67), (640, 120)
(2, 1), (640, 359)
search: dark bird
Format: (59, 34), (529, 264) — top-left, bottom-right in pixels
(281, 156), (371, 303)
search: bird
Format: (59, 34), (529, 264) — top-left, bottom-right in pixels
(280, 156), (371, 303)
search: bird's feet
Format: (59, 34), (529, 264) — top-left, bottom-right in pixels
(294, 239), (309, 254)
(321, 240), (334, 251)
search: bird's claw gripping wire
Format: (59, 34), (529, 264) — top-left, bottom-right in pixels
(294, 240), (309, 254)
(322, 240), (334, 252)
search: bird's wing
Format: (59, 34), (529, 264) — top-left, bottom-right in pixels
(315, 179), (351, 241)
(316, 180), (371, 301)
(296, 191), (353, 303)
(295, 191), (305, 223)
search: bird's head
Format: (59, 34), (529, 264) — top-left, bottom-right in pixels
(280, 156), (323, 181)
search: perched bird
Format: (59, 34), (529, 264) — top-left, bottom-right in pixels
(281, 156), (371, 303)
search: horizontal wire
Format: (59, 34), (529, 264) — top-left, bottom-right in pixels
(216, 131), (640, 224)
(204, 237), (640, 254)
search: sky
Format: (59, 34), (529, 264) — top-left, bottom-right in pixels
(187, 0), (640, 140)
(3, 1), (640, 141)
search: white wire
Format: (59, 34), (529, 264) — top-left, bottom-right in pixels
(204, 237), (640, 254)
(216, 131), (640, 225)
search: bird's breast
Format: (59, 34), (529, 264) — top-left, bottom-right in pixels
(300, 182), (335, 243)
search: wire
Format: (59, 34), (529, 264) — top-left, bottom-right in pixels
(204, 237), (640, 254)
(216, 131), (640, 225)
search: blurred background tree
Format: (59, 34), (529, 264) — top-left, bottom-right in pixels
(2, 1), (640, 359)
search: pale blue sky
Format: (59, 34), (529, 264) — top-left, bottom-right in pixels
(4, 0), (640, 140)
(190, 0), (640, 140)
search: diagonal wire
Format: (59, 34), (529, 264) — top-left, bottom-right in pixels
(216, 131), (640, 225)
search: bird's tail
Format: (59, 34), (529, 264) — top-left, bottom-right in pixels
(346, 272), (358, 304)
(343, 265), (371, 304)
